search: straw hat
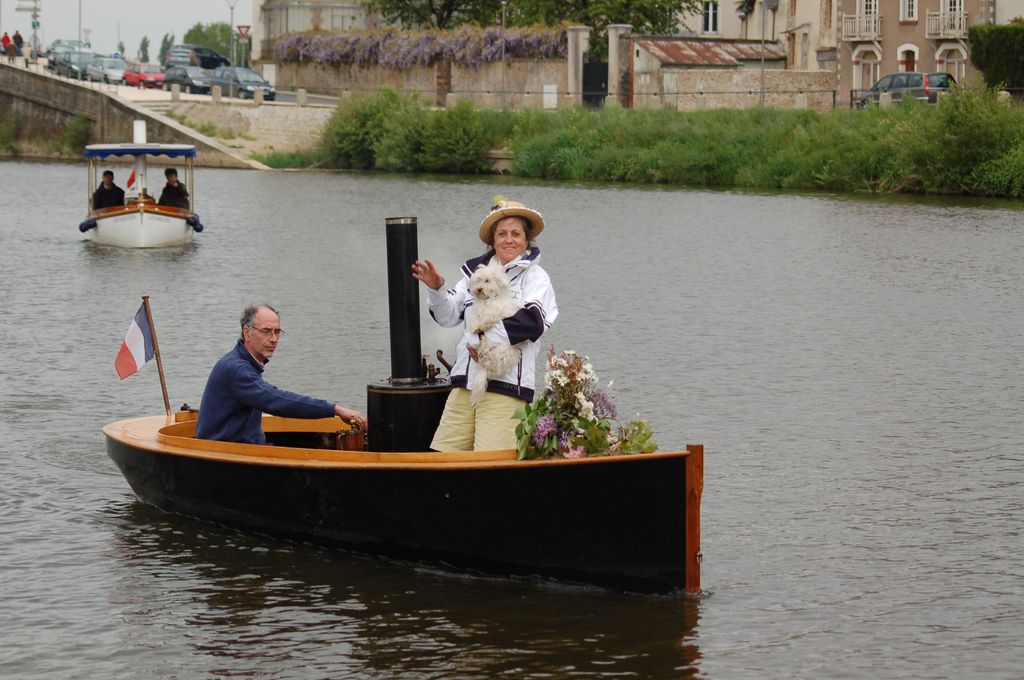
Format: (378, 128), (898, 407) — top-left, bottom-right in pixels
(478, 196), (545, 244)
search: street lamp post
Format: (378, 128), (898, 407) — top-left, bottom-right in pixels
(225, 0), (239, 66)
(759, 1), (765, 106)
(500, 0), (507, 108)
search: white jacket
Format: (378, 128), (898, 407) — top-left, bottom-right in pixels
(427, 247), (558, 402)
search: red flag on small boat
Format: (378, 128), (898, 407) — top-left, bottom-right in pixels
(115, 302), (155, 380)
(126, 169), (136, 189)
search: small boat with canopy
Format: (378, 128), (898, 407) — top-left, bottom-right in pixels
(79, 121), (204, 248)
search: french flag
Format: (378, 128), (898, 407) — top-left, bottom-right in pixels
(115, 302), (155, 380)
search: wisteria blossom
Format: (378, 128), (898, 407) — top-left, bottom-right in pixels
(274, 26), (568, 70)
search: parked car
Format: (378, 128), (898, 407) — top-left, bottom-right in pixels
(857, 72), (955, 109)
(162, 65), (212, 94)
(86, 57), (129, 84)
(209, 67), (276, 101)
(123, 62), (166, 89)
(45, 44), (74, 71)
(45, 39), (85, 61)
(165, 43), (230, 70)
(53, 50), (96, 80)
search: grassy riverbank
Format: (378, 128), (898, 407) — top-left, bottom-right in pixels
(260, 87), (1024, 199)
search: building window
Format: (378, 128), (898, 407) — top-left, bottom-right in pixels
(860, 0), (878, 14)
(702, 1), (719, 33)
(901, 0), (917, 21)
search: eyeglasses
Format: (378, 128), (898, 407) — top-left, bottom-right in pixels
(250, 326), (285, 337)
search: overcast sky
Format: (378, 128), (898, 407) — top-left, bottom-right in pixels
(0, 0), (254, 58)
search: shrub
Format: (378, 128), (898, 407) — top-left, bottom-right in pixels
(374, 94), (429, 171)
(477, 108), (517, 149)
(63, 114), (91, 152)
(0, 110), (21, 153)
(970, 141), (1024, 197)
(589, 144), (641, 182)
(968, 23), (1024, 88)
(321, 89), (401, 169)
(923, 86), (1023, 192)
(418, 99), (489, 173)
(252, 149), (324, 168)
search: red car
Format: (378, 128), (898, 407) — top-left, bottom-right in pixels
(123, 62), (165, 89)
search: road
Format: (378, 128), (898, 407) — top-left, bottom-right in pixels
(25, 59), (338, 107)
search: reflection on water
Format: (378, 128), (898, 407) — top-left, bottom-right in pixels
(104, 501), (701, 678)
(1, 160), (1022, 678)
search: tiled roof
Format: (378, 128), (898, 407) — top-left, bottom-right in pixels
(635, 37), (787, 67)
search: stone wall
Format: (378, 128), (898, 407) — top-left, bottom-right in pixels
(634, 68), (838, 112)
(271, 59), (567, 109)
(167, 101), (334, 154)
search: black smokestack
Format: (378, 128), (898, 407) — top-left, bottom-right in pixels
(385, 217), (422, 383)
(367, 216), (452, 452)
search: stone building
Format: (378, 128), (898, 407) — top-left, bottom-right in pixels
(837, 0), (990, 92)
(680, 1), (840, 73)
(250, 0), (378, 62)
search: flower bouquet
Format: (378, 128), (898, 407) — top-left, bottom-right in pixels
(514, 348), (658, 460)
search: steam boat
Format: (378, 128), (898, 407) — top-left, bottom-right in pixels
(79, 121), (204, 248)
(104, 218), (703, 595)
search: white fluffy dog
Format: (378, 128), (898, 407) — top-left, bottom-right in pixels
(467, 263), (522, 405)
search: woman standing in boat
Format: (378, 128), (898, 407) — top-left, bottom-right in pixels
(412, 197), (558, 451)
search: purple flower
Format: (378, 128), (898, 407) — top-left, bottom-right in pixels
(274, 26), (567, 68)
(590, 388), (617, 420)
(533, 414), (556, 447)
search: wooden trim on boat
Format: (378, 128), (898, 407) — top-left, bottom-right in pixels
(103, 415), (693, 471)
(684, 443), (703, 596)
(90, 202), (191, 220)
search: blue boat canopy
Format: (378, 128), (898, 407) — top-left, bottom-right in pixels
(84, 143), (197, 159)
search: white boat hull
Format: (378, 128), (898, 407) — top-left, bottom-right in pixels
(87, 210), (194, 248)
(83, 135), (202, 248)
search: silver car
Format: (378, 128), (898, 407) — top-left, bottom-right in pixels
(857, 72), (956, 109)
(86, 57), (128, 84)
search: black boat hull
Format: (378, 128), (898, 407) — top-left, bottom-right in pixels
(105, 418), (702, 595)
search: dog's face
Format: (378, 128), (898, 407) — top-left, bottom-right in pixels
(469, 264), (511, 301)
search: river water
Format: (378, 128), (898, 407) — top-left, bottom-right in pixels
(1, 161), (1021, 678)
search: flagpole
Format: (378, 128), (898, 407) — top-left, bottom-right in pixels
(141, 294), (172, 417)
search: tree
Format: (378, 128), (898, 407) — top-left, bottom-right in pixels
(138, 36), (150, 63)
(364, 0), (503, 29)
(158, 33), (175, 66)
(117, 41), (126, 58)
(182, 22), (233, 60)
(511, 0), (702, 35)
(365, 0), (701, 32)
(968, 23), (1024, 89)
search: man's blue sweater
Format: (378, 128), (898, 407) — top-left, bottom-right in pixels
(195, 339), (335, 444)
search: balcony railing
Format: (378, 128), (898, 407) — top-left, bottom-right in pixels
(841, 14), (882, 41)
(925, 11), (968, 39)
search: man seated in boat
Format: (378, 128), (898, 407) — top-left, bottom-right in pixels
(92, 170), (125, 211)
(157, 167), (190, 209)
(195, 304), (367, 444)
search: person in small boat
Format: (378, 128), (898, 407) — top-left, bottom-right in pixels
(195, 304), (367, 444)
(412, 197), (558, 451)
(157, 167), (190, 209)
(92, 170), (125, 210)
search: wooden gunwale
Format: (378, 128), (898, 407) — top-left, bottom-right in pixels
(90, 202), (191, 220)
(104, 415), (691, 471)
